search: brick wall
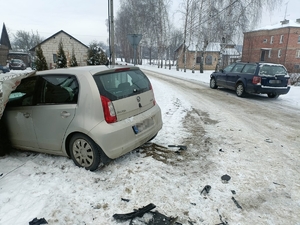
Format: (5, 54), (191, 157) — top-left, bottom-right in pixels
(242, 26), (300, 72)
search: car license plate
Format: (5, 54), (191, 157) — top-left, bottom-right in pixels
(269, 80), (281, 84)
(132, 117), (154, 134)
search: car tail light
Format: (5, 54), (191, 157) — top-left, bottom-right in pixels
(100, 95), (117, 123)
(150, 83), (156, 105)
(252, 76), (261, 85)
(287, 78), (291, 86)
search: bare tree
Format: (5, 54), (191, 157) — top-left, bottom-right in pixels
(12, 30), (43, 52)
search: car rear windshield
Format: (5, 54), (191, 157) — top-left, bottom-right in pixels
(259, 65), (287, 76)
(93, 69), (151, 101)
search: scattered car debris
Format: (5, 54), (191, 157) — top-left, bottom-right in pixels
(231, 190), (236, 195)
(200, 185), (211, 195)
(129, 211), (178, 225)
(29, 217), (48, 225)
(113, 203), (156, 221)
(232, 197), (242, 209)
(113, 203), (181, 225)
(265, 138), (273, 143)
(219, 149), (224, 152)
(216, 209), (228, 225)
(121, 198), (130, 202)
(168, 145), (187, 150)
(190, 202), (196, 206)
(221, 174), (231, 183)
(0, 173), (3, 176)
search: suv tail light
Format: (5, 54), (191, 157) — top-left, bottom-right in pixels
(100, 95), (117, 123)
(287, 78), (291, 86)
(252, 76), (261, 85)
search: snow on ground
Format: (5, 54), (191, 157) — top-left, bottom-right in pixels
(0, 65), (299, 225)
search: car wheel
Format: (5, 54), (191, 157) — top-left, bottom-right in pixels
(236, 83), (245, 97)
(267, 93), (279, 98)
(210, 78), (218, 89)
(69, 134), (101, 171)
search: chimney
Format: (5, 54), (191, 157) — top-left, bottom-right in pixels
(280, 19), (289, 25)
(296, 18), (300, 23)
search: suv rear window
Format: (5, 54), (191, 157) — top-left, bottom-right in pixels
(93, 69), (151, 100)
(259, 65), (287, 76)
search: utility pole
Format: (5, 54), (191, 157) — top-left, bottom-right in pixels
(109, 0), (115, 65)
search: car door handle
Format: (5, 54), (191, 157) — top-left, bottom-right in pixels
(61, 111), (71, 118)
(23, 112), (30, 118)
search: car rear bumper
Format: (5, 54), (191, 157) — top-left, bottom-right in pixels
(247, 85), (291, 95)
(88, 105), (163, 159)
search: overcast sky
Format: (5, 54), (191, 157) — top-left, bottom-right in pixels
(1, 0), (299, 46)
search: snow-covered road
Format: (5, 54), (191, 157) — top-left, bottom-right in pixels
(0, 68), (299, 225)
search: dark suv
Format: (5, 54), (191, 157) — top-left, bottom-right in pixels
(210, 62), (290, 98)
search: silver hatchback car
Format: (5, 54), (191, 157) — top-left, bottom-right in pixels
(3, 65), (162, 170)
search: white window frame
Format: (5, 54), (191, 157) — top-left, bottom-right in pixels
(263, 39), (268, 43)
(278, 49), (281, 58)
(298, 35), (300, 43)
(296, 50), (300, 58)
(270, 36), (274, 44)
(268, 50), (272, 58)
(280, 35), (284, 43)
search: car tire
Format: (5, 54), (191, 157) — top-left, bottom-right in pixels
(69, 134), (102, 171)
(267, 93), (279, 99)
(210, 78), (218, 89)
(236, 82), (245, 97)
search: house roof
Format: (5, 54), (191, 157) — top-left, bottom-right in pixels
(175, 41), (240, 56)
(0, 23), (11, 50)
(251, 19), (300, 32)
(29, 30), (89, 51)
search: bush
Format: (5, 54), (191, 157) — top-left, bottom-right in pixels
(289, 73), (300, 85)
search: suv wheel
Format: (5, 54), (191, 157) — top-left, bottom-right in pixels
(210, 78), (218, 89)
(267, 93), (279, 98)
(236, 83), (245, 97)
(69, 134), (102, 171)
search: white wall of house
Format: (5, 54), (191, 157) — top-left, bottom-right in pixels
(40, 32), (88, 68)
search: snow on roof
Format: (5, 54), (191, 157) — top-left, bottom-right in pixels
(252, 19), (300, 31)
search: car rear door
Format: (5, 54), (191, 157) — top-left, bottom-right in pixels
(32, 75), (78, 151)
(259, 65), (289, 87)
(226, 63), (245, 89)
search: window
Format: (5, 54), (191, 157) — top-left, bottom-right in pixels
(39, 76), (79, 104)
(296, 50), (300, 58)
(196, 56), (201, 64)
(263, 39), (268, 43)
(298, 35), (300, 43)
(223, 63), (235, 73)
(270, 36), (274, 44)
(8, 77), (38, 107)
(280, 35), (284, 43)
(231, 64), (245, 73)
(268, 50), (272, 58)
(94, 70), (151, 101)
(53, 54), (57, 63)
(241, 64), (256, 74)
(205, 55), (213, 65)
(278, 49), (281, 58)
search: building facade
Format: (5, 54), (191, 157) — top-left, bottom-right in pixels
(175, 42), (240, 71)
(242, 19), (300, 73)
(30, 30), (89, 69)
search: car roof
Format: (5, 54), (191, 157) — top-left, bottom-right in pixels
(36, 65), (140, 76)
(235, 62), (285, 67)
